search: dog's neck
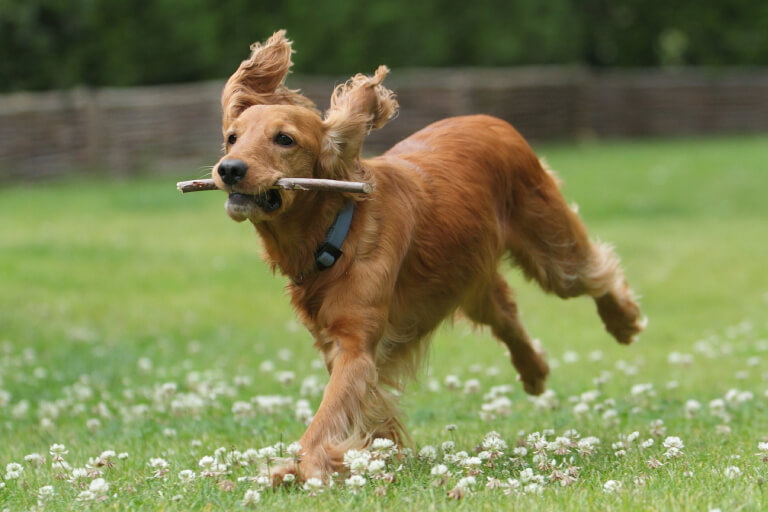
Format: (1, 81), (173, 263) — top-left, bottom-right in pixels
(254, 192), (348, 282)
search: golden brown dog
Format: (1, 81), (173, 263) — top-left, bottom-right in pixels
(212, 31), (645, 482)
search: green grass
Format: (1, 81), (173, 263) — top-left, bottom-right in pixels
(1, 135), (767, 510)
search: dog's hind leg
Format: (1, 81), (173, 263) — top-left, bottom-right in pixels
(462, 274), (549, 395)
(506, 165), (645, 344)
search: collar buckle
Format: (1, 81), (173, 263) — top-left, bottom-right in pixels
(313, 200), (355, 272)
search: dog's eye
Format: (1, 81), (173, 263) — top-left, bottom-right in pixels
(274, 133), (295, 147)
(227, 133), (237, 145)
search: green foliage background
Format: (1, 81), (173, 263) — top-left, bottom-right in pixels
(2, 0), (768, 92)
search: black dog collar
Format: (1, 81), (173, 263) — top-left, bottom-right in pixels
(315, 200), (354, 271)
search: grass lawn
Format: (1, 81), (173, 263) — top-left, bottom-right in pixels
(1, 135), (767, 510)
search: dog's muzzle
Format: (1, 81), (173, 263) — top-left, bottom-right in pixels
(225, 190), (282, 221)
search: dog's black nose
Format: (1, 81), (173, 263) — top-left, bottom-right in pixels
(217, 159), (248, 186)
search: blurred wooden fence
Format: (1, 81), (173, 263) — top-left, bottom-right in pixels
(2, 68), (768, 180)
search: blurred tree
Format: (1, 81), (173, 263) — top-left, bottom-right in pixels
(0, 0), (766, 92)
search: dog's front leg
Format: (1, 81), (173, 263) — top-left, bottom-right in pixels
(272, 330), (381, 483)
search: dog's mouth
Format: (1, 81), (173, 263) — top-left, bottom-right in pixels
(225, 189), (282, 221)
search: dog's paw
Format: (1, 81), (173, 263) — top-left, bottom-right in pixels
(269, 458), (326, 487)
(596, 291), (646, 345)
(512, 338), (549, 396)
(269, 462), (299, 486)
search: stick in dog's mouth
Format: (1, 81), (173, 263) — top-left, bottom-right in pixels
(175, 178), (373, 195)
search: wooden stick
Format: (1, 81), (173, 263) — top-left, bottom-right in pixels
(176, 178), (372, 195)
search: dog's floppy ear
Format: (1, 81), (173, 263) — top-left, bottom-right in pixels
(221, 30), (316, 130)
(319, 66), (398, 181)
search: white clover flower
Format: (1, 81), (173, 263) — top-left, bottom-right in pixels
(24, 453), (45, 466)
(716, 425), (732, 436)
(576, 436), (601, 456)
(300, 375), (324, 397)
(49, 443), (68, 457)
(444, 375), (461, 390)
(367, 459), (386, 475)
(372, 438), (395, 451)
(526, 432), (548, 451)
(463, 457), (482, 468)
(232, 401), (253, 419)
(512, 446), (528, 457)
(663, 436), (684, 450)
(430, 464), (449, 476)
(724, 466), (741, 479)
(276, 371), (295, 386)
(563, 351), (579, 363)
(295, 400), (314, 424)
(5, 462), (23, 480)
(453, 451), (469, 464)
(482, 432), (508, 452)
(0, 389), (10, 407)
(524, 482), (544, 495)
(179, 469), (196, 482)
(519, 468), (535, 483)
(573, 402), (590, 416)
(89, 478), (109, 495)
(758, 442), (768, 453)
(345, 474), (366, 490)
(480, 396), (513, 419)
(137, 357), (152, 372)
(603, 479), (622, 493)
(627, 431), (640, 443)
(69, 467), (88, 482)
(547, 436), (572, 455)
(709, 398), (726, 413)
(463, 379), (481, 394)
(441, 441), (455, 453)
(76, 490), (96, 502)
(303, 477), (324, 492)
(259, 360), (275, 372)
(641, 439), (654, 449)
(456, 476), (476, 490)
(630, 383), (654, 397)
(650, 419), (667, 437)
(684, 400), (701, 418)
(149, 457), (169, 469)
(506, 478), (521, 490)
(258, 446), (278, 461)
(343, 449), (371, 474)
(51, 460), (71, 472)
(286, 442), (303, 458)
(241, 489), (261, 505)
(531, 389), (559, 411)
(100, 450), (116, 460)
(418, 445), (437, 461)
(37, 485), (54, 500)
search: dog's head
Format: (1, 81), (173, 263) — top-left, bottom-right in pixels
(215, 33), (397, 223)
